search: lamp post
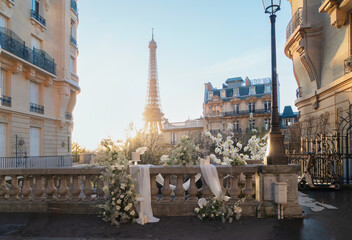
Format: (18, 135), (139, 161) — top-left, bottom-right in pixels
(262, 0), (288, 165)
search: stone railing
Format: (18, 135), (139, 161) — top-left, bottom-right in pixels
(0, 165), (302, 218)
(0, 167), (105, 214)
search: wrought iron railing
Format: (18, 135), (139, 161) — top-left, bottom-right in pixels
(0, 155), (74, 169)
(70, 35), (77, 46)
(65, 112), (73, 120)
(223, 109), (271, 117)
(71, 0), (78, 14)
(30, 103), (44, 114)
(0, 27), (56, 74)
(31, 9), (46, 27)
(344, 56), (352, 74)
(0, 95), (11, 107)
(296, 87), (302, 98)
(286, 8), (303, 40)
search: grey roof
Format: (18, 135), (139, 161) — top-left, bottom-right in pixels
(225, 77), (243, 83)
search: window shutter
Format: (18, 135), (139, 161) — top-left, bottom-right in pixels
(0, 123), (5, 157)
(30, 82), (39, 104)
(0, 69), (4, 97)
(30, 127), (40, 156)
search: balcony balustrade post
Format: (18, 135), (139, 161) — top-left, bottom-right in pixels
(228, 173), (241, 201)
(83, 175), (93, 201)
(33, 175), (44, 201)
(57, 175), (69, 201)
(186, 174), (198, 203)
(160, 174), (172, 203)
(8, 175), (20, 200)
(0, 176), (8, 200)
(200, 177), (211, 199)
(21, 175), (32, 201)
(150, 174), (158, 203)
(243, 173), (255, 199)
(45, 176), (57, 200)
(70, 175), (81, 201)
(173, 174), (185, 203)
(96, 178), (105, 199)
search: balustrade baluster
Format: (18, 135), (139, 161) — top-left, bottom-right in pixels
(83, 175), (93, 201)
(0, 176), (8, 200)
(228, 173), (241, 201)
(200, 177), (211, 199)
(160, 174), (172, 203)
(70, 175), (81, 201)
(57, 175), (69, 201)
(33, 175), (44, 201)
(173, 174), (185, 203)
(21, 175), (32, 201)
(218, 173), (225, 192)
(243, 173), (255, 199)
(150, 174), (158, 203)
(187, 174), (198, 203)
(45, 176), (57, 200)
(96, 178), (105, 199)
(8, 175), (20, 200)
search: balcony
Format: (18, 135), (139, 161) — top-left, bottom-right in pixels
(223, 109), (271, 117)
(0, 27), (56, 74)
(65, 112), (73, 120)
(70, 35), (77, 46)
(71, 0), (78, 15)
(31, 9), (46, 27)
(286, 8), (303, 40)
(30, 103), (44, 114)
(0, 95), (11, 107)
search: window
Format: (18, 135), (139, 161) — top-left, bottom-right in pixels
(265, 85), (271, 93)
(234, 104), (239, 114)
(264, 101), (271, 112)
(249, 86), (256, 95)
(248, 102), (255, 113)
(234, 120), (240, 131)
(172, 133), (177, 144)
(264, 118), (270, 130)
(71, 19), (76, 39)
(32, 0), (40, 13)
(208, 91), (213, 99)
(283, 118), (292, 127)
(0, 123), (5, 157)
(221, 90), (226, 98)
(249, 119), (255, 130)
(0, 69), (4, 97)
(30, 127), (40, 156)
(233, 88), (239, 97)
(30, 82), (39, 104)
(31, 36), (41, 50)
(70, 57), (76, 73)
(0, 15), (7, 28)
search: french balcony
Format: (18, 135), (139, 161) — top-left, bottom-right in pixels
(30, 103), (44, 114)
(71, 0), (78, 15)
(286, 8), (303, 41)
(0, 27), (56, 74)
(31, 9), (46, 27)
(223, 109), (271, 117)
(70, 35), (77, 46)
(0, 95), (11, 107)
(65, 112), (73, 120)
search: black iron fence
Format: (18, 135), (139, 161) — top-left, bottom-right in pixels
(0, 95), (11, 107)
(30, 103), (44, 114)
(31, 9), (46, 27)
(0, 27), (56, 74)
(286, 8), (303, 40)
(223, 109), (271, 117)
(71, 0), (78, 14)
(0, 155), (74, 169)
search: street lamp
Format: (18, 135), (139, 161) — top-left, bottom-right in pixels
(262, 0), (288, 165)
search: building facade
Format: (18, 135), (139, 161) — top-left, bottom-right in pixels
(163, 119), (203, 145)
(0, 0), (79, 157)
(285, 0), (352, 132)
(203, 77), (274, 134)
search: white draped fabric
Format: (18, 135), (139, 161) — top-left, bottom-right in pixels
(200, 158), (229, 201)
(155, 173), (201, 191)
(130, 165), (159, 225)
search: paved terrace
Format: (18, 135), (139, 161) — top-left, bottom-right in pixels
(0, 189), (351, 240)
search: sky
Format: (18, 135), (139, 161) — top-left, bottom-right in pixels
(73, 0), (297, 150)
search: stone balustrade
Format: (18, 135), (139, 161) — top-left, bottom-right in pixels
(0, 164), (302, 218)
(0, 167), (105, 214)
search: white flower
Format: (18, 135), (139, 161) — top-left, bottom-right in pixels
(195, 207), (200, 213)
(103, 186), (108, 192)
(215, 147), (221, 154)
(121, 183), (126, 189)
(136, 147), (148, 155)
(202, 214), (205, 217)
(116, 199), (121, 204)
(198, 198), (207, 209)
(227, 123), (233, 131)
(236, 142), (242, 149)
(160, 155), (170, 162)
(120, 194), (124, 198)
(116, 206), (120, 210)
(130, 210), (135, 215)
(125, 206), (130, 211)
(205, 131), (211, 137)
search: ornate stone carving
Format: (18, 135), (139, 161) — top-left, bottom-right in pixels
(44, 77), (53, 87)
(0, 112), (9, 123)
(12, 62), (23, 74)
(43, 0), (50, 12)
(26, 69), (36, 81)
(320, 0), (347, 28)
(30, 118), (43, 128)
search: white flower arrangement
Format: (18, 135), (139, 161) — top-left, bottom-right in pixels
(166, 135), (200, 166)
(195, 196), (244, 223)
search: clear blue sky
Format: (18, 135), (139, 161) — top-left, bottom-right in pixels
(73, 0), (296, 150)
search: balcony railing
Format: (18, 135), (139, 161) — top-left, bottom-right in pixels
(71, 0), (78, 14)
(65, 112), (73, 120)
(286, 8), (303, 40)
(344, 56), (352, 74)
(0, 155), (74, 169)
(70, 35), (77, 46)
(0, 27), (56, 74)
(0, 95), (11, 107)
(223, 109), (271, 117)
(296, 87), (302, 98)
(31, 9), (46, 27)
(30, 103), (44, 114)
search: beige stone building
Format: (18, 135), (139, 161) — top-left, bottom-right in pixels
(203, 77), (273, 134)
(285, 0), (352, 131)
(163, 119), (203, 145)
(0, 0), (79, 157)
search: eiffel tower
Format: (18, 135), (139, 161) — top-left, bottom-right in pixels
(143, 30), (164, 133)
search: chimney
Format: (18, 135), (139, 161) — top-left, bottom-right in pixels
(245, 77), (251, 86)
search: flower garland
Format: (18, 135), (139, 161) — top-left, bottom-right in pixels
(195, 197), (244, 223)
